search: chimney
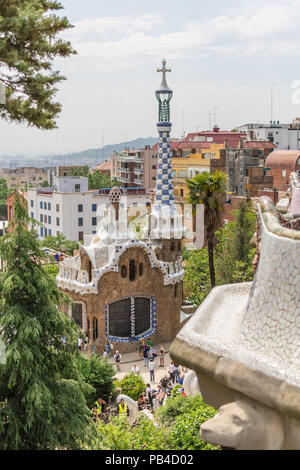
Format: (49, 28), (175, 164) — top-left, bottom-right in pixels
(239, 138), (244, 150)
(213, 125), (220, 133)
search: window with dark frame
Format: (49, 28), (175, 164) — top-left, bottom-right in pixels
(93, 317), (98, 341)
(129, 260), (136, 282)
(108, 297), (152, 339)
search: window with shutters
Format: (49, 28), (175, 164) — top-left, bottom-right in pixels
(108, 298), (131, 338)
(106, 296), (155, 341)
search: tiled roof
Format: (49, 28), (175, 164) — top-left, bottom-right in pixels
(243, 141), (277, 149)
(93, 160), (111, 172)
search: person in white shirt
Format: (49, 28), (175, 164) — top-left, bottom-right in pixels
(149, 358), (155, 383)
(132, 364), (140, 376)
(78, 337), (82, 351)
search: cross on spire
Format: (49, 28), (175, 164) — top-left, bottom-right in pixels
(157, 59), (171, 90)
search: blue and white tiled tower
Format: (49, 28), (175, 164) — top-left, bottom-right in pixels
(151, 60), (182, 240)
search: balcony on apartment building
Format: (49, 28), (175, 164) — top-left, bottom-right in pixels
(133, 176), (144, 185)
(118, 153), (143, 164)
(134, 167), (144, 175)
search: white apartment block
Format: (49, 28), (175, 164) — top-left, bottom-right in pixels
(28, 176), (151, 243)
(238, 118), (300, 150)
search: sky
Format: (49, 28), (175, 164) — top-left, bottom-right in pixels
(1, 0), (300, 157)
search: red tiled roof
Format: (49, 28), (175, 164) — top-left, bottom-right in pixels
(243, 141), (277, 149)
(93, 160), (111, 172)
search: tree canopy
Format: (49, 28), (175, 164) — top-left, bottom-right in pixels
(0, 193), (94, 449)
(186, 171), (228, 288)
(0, 0), (75, 128)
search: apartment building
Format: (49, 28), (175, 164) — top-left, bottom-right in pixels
(28, 176), (151, 242)
(0, 166), (49, 189)
(110, 147), (158, 190)
(238, 118), (300, 150)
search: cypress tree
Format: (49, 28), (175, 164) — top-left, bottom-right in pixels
(0, 193), (94, 449)
(0, 0), (75, 128)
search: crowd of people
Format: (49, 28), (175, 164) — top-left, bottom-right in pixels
(84, 336), (189, 420)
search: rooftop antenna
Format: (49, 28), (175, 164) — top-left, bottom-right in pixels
(213, 107), (217, 126)
(182, 108), (187, 138)
(101, 129), (104, 161)
(63, 134), (67, 167)
(270, 84), (275, 123)
(209, 112), (212, 130)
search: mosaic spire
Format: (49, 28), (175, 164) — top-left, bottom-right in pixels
(154, 59), (176, 212)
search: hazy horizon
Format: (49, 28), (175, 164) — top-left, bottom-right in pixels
(1, 0), (300, 157)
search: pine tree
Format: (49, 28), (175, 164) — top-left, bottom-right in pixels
(0, 193), (94, 449)
(0, 0), (75, 128)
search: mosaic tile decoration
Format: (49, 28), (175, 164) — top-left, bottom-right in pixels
(105, 295), (157, 343)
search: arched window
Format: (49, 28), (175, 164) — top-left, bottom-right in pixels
(129, 260), (136, 282)
(170, 241), (175, 252)
(93, 317), (98, 342)
(121, 265), (127, 278)
(139, 263), (143, 277)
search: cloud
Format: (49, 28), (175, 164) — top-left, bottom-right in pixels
(63, 1), (300, 71)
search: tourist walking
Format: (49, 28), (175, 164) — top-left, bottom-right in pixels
(139, 338), (145, 358)
(132, 364), (140, 376)
(146, 383), (153, 408)
(114, 350), (121, 371)
(149, 358), (155, 383)
(159, 345), (165, 367)
(143, 345), (149, 366)
(169, 361), (175, 383)
(77, 337), (83, 351)
(174, 363), (180, 383)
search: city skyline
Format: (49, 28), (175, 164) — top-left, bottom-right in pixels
(1, 0), (300, 156)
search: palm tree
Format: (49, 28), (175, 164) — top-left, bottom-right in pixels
(186, 170), (228, 288)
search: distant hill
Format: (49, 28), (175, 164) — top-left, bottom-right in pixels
(0, 137), (158, 168)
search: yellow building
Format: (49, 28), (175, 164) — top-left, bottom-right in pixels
(172, 143), (224, 199)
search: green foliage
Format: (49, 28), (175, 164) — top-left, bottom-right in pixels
(115, 372), (146, 401)
(88, 170), (120, 190)
(67, 166), (120, 190)
(168, 409), (219, 450)
(43, 263), (59, 279)
(68, 166), (90, 177)
(0, 193), (94, 449)
(78, 355), (115, 406)
(183, 248), (211, 306)
(216, 201), (256, 284)
(156, 394), (220, 450)
(0, 178), (8, 219)
(41, 233), (78, 256)
(0, 0), (76, 128)
(93, 394), (220, 450)
(186, 171), (228, 288)
(95, 415), (170, 450)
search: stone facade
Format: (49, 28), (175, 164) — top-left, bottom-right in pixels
(64, 246), (183, 353)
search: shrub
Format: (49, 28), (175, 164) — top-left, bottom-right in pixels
(79, 354), (116, 406)
(115, 372), (146, 401)
(95, 415), (169, 450)
(169, 410), (219, 450)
